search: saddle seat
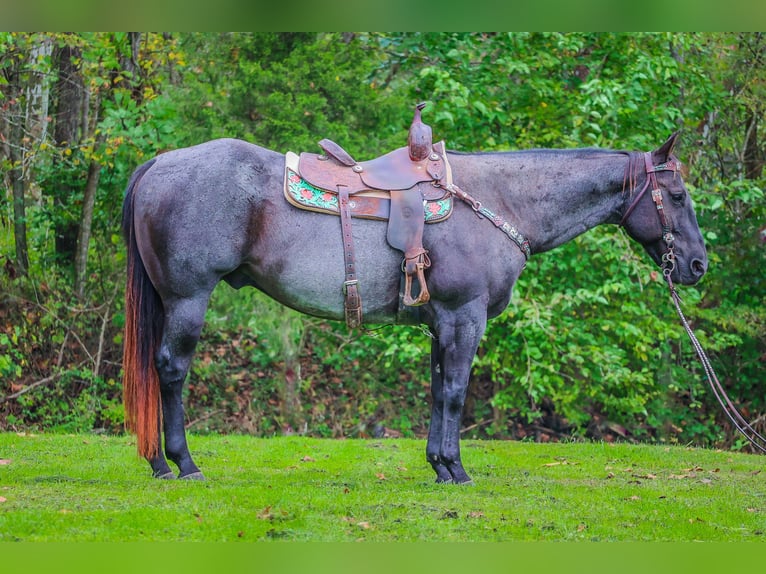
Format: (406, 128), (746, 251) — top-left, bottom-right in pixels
(298, 139), (446, 195)
(284, 103), (451, 328)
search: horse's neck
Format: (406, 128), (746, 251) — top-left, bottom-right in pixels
(525, 158), (626, 254)
(452, 150), (628, 255)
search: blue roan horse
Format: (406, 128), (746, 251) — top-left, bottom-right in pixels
(122, 132), (707, 483)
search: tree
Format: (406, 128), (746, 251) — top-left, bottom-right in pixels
(0, 33), (53, 275)
(73, 33), (144, 298)
(48, 34), (87, 265)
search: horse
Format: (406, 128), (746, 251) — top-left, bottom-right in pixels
(121, 132), (707, 483)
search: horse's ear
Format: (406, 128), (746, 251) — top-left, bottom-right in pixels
(653, 131), (680, 162)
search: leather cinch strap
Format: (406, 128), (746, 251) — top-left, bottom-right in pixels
(337, 185), (363, 329)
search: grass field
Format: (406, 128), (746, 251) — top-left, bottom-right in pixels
(1, 432), (765, 542)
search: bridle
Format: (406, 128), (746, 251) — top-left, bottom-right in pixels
(622, 151), (766, 453)
(620, 151), (682, 281)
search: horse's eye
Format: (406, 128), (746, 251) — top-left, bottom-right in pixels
(670, 191), (685, 204)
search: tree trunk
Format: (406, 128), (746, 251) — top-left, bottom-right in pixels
(51, 39), (85, 266)
(2, 51), (29, 275)
(278, 316), (307, 434)
(743, 112), (763, 181)
(110, 32), (143, 101)
(739, 33), (764, 181)
(73, 157), (102, 298)
(10, 150), (29, 275)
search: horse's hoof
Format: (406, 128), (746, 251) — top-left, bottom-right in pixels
(154, 471), (177, 480)
(179, 471), (205, 480)
(435, 477), (453, 485)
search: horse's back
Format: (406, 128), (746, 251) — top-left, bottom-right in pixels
(141, 138), (280, 194)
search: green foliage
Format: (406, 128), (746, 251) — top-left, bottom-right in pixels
(476, 229), (676, 435)
(2, 33), (764, 449)
(1, 272), (124, 433)
(168, 33), (404, 154)
(182, 284), (431, 438)
(0, 331), (25, 381)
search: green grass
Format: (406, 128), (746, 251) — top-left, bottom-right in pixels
(1, 432), (765, 541)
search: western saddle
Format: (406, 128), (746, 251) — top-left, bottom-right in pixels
(284, 103), (454, 328)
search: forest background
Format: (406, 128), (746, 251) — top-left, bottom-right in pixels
(1, 32), (764, 450)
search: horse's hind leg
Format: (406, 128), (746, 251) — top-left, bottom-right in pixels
(154, 294), (211, 479)
(148, 411), (176, 479)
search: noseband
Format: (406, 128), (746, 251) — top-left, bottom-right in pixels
(620, 152), (683, 280)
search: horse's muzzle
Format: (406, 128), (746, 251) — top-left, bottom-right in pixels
(676, 257), (708, 285)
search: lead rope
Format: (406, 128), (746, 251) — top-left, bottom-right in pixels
(663, 262), (766, 453)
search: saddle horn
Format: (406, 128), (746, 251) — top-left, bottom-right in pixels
(408, 102), (433, 162)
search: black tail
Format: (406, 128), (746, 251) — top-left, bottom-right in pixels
(121, 159), (164, 458)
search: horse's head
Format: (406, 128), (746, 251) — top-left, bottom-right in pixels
(620, 133), (708, 285)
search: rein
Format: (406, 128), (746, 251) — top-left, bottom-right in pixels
(626, 152), (766, 453)
(665, 276), (766, 453)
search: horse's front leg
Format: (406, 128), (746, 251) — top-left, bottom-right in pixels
(427, 302), (487, 484)
(426, 338), (453, 483)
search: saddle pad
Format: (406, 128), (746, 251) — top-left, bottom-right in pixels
(284, 166), (452, 223)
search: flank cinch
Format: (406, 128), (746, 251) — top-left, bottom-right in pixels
(284, 103), (454, 328)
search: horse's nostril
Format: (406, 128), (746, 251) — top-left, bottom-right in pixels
(691, 259), (707, 277)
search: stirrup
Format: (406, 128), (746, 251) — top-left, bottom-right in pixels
(402, 251), (431, 306)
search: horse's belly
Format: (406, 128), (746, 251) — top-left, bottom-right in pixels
(245, 212), (404, 324)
